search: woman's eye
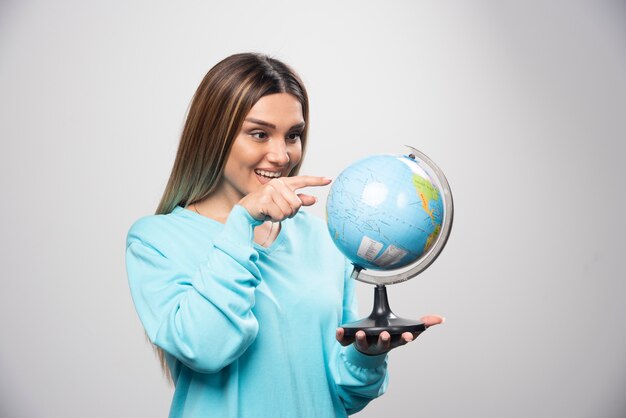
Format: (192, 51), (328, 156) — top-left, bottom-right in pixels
(287, 133), (301, 143)
(251, 131), (268, 140)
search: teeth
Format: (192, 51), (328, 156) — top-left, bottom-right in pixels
(255, 169), (282, 178)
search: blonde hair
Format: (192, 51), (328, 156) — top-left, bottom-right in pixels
(153, 53), (309, 380)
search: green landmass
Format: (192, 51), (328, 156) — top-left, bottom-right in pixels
(412, 175), (439, 201)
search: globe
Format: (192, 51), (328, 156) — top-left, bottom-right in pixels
(326, 148), (453, 284)
(326, 147), (453, 339)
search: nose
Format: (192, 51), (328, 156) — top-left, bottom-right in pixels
(266, 139), (290, 166)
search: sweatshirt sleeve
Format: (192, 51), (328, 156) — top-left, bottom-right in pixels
(125, 205), (263, 374)
(332, 261), (389, 415)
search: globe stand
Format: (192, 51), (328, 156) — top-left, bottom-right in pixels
(341, 284), (425, 345)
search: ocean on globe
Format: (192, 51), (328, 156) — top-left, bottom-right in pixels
(326, 154), (444, 271)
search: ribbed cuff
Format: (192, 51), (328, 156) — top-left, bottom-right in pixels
(222, 205), (263, 241)
(212, 205), (263, 260)
(343, 344), (388, 369)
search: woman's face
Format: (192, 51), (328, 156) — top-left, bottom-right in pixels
(218, 93), (305, 203)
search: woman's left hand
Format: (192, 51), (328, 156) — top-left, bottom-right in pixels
(335, 315), (445, 356)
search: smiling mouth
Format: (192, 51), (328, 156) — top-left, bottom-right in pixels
(254, 169), (283, 179)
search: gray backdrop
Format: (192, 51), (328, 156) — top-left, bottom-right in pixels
(1, 1), (625, 417)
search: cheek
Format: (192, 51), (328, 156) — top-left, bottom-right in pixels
(289, 144), (303, 167)
(229, 140), (258, 168)
(223, 147), (252, 182)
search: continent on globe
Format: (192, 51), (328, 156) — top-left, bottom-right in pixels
(412, 175), (442, 253)
(326, 154), (444, 271)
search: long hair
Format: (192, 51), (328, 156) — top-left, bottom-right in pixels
(152, 53), (309, 380)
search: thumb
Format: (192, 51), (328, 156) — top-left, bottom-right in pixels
(298, 194), (318, 207)
(421, 315), (445, 328)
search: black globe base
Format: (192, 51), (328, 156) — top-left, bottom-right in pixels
(341, 285), (425, 345)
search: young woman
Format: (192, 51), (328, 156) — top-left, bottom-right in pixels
(126, 52), (442, 417)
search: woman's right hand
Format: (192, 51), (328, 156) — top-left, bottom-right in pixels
(239, 176), (332, 222)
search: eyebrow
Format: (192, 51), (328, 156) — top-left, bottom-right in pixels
(244, 118), (305, 131)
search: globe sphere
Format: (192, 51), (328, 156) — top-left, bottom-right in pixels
(326, 153), (445, 271)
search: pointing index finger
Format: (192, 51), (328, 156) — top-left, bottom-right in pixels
(283, 175), (333, 190)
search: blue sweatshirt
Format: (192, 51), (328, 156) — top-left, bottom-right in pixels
(126, 205), (388, 417)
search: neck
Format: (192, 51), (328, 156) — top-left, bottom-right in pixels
(189, 196), (231, 223)
(192, 183), (243, 223)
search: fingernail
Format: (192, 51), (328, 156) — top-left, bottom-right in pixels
(324, 177), (333, 182)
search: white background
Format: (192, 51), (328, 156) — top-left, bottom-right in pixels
(1, 1), (625, 417)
